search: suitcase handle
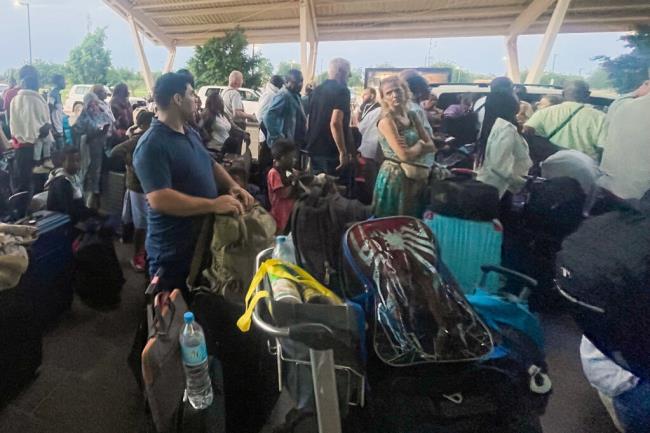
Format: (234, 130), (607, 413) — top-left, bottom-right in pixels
(479, 265), (537, 301)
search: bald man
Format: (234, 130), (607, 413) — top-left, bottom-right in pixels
(221, 70), (257, 130)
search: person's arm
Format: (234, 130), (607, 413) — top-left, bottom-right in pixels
(330, 109), (348, 169)
(213, 162), (255, 209)
(523, 109), (545, 136)
(410, 112), (435, 153)
(109, 138), (134, 160)
(147, 188), (243, 217)
(378, 117), (422, 162)
(264, 94), (286, 140)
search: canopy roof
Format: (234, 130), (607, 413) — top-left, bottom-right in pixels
(104, 0), (650, 47)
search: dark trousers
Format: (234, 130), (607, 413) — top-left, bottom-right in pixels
(13, 146), (34, 195)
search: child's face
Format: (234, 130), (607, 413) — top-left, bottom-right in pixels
(277, 151), (296, 170)
(63, 153), (81, 175)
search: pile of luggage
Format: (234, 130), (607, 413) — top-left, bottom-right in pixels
(126, 173), (557, 433)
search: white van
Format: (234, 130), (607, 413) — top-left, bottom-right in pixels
(196, 86), (261, 123)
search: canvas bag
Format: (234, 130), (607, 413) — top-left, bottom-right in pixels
(190, 204), (276, 303)
(142, 289), (188, 433)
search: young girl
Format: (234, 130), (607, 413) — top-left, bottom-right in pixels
(267, 139), (298, 234)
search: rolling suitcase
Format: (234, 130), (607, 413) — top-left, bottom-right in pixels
(17, 210), (74, 328)
(0, 288), (42, 406)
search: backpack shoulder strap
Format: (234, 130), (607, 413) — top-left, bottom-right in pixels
(548, 105), (585, 140)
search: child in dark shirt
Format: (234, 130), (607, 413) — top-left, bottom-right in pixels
(46, 147), (95, 223)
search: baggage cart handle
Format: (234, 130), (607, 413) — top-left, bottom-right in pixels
(480, 264), (537, 288)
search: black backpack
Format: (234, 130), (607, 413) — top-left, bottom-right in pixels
(291, 179), (371, 295)
(556, 208), (650, 381)
(523, 177), (585, 238)
(428, 174), (500, 221)
(73, 223), (125, 308)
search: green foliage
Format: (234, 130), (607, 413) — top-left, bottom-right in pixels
(275, 61), (301, 77)
(430, 61), (492, 83)
(595, 26), (650, 93)
(188, 28), (272, 89)
(314, 68), (363, 87)
(2, 60), (66, 86)
(65, 27), (112, 85)
(586, 67), (613, 90)
(519, 70), (584, 87)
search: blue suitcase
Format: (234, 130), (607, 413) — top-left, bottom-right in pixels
(17, 210), (74, 328)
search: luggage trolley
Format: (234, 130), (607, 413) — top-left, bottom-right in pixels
(252, 248), (366, 433)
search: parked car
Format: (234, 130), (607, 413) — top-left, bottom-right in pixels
(64, 85), (146, 117)
(196, 85), (261, 122)
(429, 83), (616, 111)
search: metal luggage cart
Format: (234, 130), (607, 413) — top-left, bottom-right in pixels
(252, 248), (366, 433)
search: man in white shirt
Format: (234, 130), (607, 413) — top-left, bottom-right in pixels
(597, 80), (650, 200)
(221, 70), (256, 129)
(10, 65), (53, 193)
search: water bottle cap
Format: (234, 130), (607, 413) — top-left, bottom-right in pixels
(276, 235), (287, 243)
(183, 312), (194, 324)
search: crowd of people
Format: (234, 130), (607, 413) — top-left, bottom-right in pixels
(1, 53), (650, 432)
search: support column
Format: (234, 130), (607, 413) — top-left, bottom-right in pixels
(526, 0), (572, 84)
(505, 36), (521, 83)
(299, 0), (309, 75)
(163, 46), (177, 74)
(128, 15), (154, 95)
(308, 41), (319, 83)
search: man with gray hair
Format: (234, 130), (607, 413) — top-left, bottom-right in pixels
(524, 80), (605, 159)
(222, 70), (257, 129)
(306, 58), (352, 174)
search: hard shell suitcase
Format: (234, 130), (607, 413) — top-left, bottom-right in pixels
(0, 288), (43, 406)
(17, 210), (74, 328)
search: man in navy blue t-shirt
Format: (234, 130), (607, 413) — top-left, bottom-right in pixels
(134, 72), (254, 288)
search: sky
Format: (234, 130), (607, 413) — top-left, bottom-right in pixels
(0, 0), (631, 78)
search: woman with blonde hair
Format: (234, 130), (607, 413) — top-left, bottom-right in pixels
(373, 76), (435, 217)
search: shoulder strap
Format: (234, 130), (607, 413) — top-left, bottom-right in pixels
(548, 105), (585, 140)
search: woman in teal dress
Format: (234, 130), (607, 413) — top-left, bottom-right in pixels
(373, 76), (435, 217)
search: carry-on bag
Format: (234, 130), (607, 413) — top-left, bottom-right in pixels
(556, 207), (650, 382)
(290, 176), (371, 295)
(73, 220), (124, 307)
(0, 288), (42, 406)
(428, 173), (500, 221)
(16, 210), (74, 328)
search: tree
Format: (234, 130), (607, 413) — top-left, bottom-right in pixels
(586, 67), (613, 90)
(314, 68), (363, 86)
(595, 26), (650, 93)
(188, 28), (272, 89)
(66, 27), (112, 84)
(430, 61), (493, 83)
(275, 61), (301, 77)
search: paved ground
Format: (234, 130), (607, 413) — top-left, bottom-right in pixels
(0, 241), (621, 433)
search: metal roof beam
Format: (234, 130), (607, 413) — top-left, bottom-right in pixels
(103, 0), (174, 47)
(135, 0), (242, 11)
(146, 1), (297, 18)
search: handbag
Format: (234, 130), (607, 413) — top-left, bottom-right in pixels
(141, 288), (188, 433)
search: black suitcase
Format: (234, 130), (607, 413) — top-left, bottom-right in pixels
(0, 288), (43, 406)
(16, 210), (74, 328)
(428, 175), (500, 221)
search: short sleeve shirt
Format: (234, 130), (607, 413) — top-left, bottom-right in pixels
(267, 168), (295, 234)
(221, 87), (244, 119)
(133, 119), (218, 272)
(524, 101), (605, 159)
(306, 79), (350, 158)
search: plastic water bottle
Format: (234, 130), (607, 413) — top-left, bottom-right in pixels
(271, 236), (302, 303)
(272, 235), (296, 264)
(179, 312), (213, 410)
